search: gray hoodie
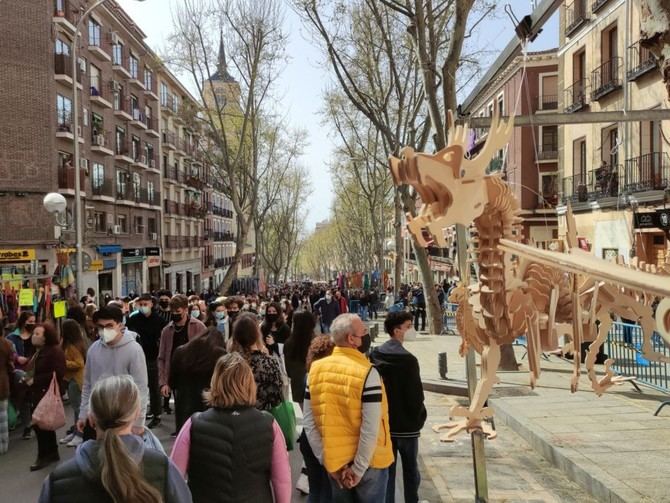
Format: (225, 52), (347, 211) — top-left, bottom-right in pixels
(38, 435), (192, 503)
(79, 331), (149, 429)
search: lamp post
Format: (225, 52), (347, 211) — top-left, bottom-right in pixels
(70, 0), (146, 297)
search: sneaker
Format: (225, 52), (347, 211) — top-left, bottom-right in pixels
(22, 427), (32, 440)
(66, 436), (83, 448)
(296, 473), (309, 495)
(59, 432), (75, 444)
(147, 417), (161, 429)
(145, 413), (155, 421)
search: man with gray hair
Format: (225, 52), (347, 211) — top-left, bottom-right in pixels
(303, 314), (394, 500)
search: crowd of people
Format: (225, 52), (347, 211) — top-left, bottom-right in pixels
(0, 283), (431, 502)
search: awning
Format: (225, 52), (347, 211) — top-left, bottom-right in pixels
(122, 256), (144, 265)
(96, 245), (122, 255)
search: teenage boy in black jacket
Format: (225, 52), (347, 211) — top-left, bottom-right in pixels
(370, 311), (427, 503)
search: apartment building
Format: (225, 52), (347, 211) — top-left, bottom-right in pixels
(53, 0), (163, 297)
(462, 50), (560, 245)
(559, 0), (669, 265)
(159, 70), (206, 294)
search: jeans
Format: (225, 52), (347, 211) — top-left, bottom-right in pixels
(299, 431), (332, 503)
(386, 437), (420, 503)
(67, 380), (82, 438)
(321, 323), (331, 334)
(330, 467), (388, 503)
(413, 307), (426, 331)
(0, 399), (8, 454)
(146, 359), (162, 417)
(359, 306), (369, 322)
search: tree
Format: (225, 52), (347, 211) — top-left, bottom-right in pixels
(165, 0), (289, 293)
(296, 0), (493, 333)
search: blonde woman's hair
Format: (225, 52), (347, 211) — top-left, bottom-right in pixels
(203, 353), (257, 408)
(90, 376), (163, 503)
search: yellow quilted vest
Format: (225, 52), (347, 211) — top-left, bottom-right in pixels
(309, 346), (394, 473)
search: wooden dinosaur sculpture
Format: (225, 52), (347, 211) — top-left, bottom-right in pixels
(389, 110), (670, 442)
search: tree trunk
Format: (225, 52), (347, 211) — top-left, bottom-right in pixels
(394, 189), (403, 294)
(499, 343), (519, 371)
(220, 223), (248, 294)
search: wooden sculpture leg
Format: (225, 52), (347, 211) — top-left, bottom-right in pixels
(525, 313), (541, 388)
(585, 309), (632, 395)
(571, 290), (583, 393)
(434, 342), (500, 442)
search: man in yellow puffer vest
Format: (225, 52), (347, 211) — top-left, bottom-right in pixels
(303, 313), (394, 500)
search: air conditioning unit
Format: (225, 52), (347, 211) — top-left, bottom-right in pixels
(113, 225), (122, 234)
(94, 134), (105, 146)
(77, 125), (83, 137)
(150, 232), (158, 240)
(110, 80), (121, 92)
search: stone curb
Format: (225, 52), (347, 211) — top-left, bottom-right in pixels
(490, 397), (636, 503)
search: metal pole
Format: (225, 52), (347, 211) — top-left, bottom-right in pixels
(72, 0), (109, 298)
(456, 223), (489, 502)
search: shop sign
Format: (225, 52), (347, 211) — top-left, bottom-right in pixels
(656, 209), (670, 230)
(102, 258), (117, 270)
(147, 256), (162, 267)
(122, 248), (143, 258)
(145, 247), (161, 256)
(0, 249), (35, 262)
(90, 259), (104, 271)
(633, 212), (656, 229)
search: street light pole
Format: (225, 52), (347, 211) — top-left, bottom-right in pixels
(71, 0), (145, 298)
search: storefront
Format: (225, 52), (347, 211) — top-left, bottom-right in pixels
(145, 247), (162, 292)
(633, 209), (670, 267)
(121, 248), (145, 297)
(94, 245), (123, 299)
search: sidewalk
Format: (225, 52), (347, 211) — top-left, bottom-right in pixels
(374, 327), (670, 503)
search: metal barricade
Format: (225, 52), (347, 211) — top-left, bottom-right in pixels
(606, 321), (670, 414)
(441, 303), (458, 335)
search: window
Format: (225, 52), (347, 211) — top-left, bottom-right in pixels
(92, 162), (104, 189)
(130, 94), (139, 112)
(148, 217), (157, 236)
(133, 173), (141, 201)
(640, 120), (661, 156)
(112, 42), (123, 66)
(88, 19), (101, 47)
(144, 68), (153, 90)
(134, 216), (144, 234)
(56, 94), (72, 129)
(540, 74), (558, 110)
(573, 50), (585, 84)
(497, 94), (504, 116)
(117, 214), (128, 233)
(172, 94), (179, 113)
(132, 135), (141, 161)
(116, 170), (127, 197)
(90, 64), (101, 95)
(147, 181), (155, 203)
(115, 127), (126, 155)
(129, 54), (139, 79)
(160, 83), (168, 106)
(113, 82), (123, 110)
(55, 39), (70, 55)
(573, 137), (587, 179)
(94, 211), (106, 232)
(542, 126), (558, 153)
(487, 102), (494, 117)
(145, 143), (154, 164)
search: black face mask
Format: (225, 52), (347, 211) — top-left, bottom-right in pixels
(171, 313), (184, 323)
(159, 300), (169, 309)
(358, 333), (372, 355)
(228, 311), (239, 321)
(266, 313), (278, 324)
(24, 324), (35, 333)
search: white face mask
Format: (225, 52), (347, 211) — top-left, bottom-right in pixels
(191, 309), (201, 319)
(140, 306), (151, 316)
(99, 327), (118, 344)
(404, 328), (418, 340)
(325, 295), (332, 302)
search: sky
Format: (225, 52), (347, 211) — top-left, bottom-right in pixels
(117, 0), (558, 231)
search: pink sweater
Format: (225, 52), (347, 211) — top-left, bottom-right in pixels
(170, 416), (291, 503)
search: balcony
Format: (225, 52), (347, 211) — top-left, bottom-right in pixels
(562, 165), (621, 203)
(591, 0), (612, 13)
(537, 147), (558, 161)
(88, 34), (111, 62)
(565, 0), (589, 37)
(147, 191), (160, 207)
(537, 94), (558, 111)
(112, 51), (131, 79)
(89, 83), (112, 109)
(165, 235), (183, 250)
(146, 117), (160, 138)
(623, 153), (670, 193)
(54, 53), (81, 86)
(116, 183), (132, 202)
(56, 116), (74, 140)
(186, 173), (204, 189)
(628, 41), (657, 81)
(128, 70), (145, 91)
(591, 58), (622, 101)
(114, 140), (135, 164)
(144, 78), (159, 101)
(162, 131), (176, 150)
(91, 179), (114, 199)
(58, 164), (87, 192)
(130, 109), (148, 130)
(133, 153), (149, 169)
(113, 99), (134, 122)
(146, 157), (158, 172)
(164, 199), (178, 215)
(564, 79), (589, 113)
(204, 255), (214, 269)
(53, 0), (76, 33)
(163, 95), (175, 114)
(91, 131), (114, 156)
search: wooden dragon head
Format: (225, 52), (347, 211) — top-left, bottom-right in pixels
(389, 109), (514, 246)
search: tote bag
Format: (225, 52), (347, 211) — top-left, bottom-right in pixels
(32, 372), (66, 431)
(270, 400), (296, 451)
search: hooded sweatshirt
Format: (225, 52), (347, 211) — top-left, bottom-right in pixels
(370, 339), (427, 437)
(79, 331), (149, 429)
(38, 435), (192, 503)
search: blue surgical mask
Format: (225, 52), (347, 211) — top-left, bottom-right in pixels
(140, 306), (151, 316)
(214, 311), (226, 321)
(191, 309), (201, 319)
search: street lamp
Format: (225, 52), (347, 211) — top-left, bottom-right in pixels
(71, 0), (146, 296)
